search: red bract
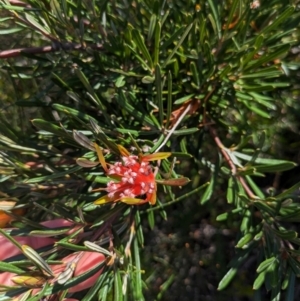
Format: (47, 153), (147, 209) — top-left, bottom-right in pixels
(94, 144), (171, 205)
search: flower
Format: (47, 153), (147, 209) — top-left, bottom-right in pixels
(94, 144), (171, 205)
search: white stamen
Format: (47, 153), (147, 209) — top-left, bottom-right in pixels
(128, 177), (134, 184)
(130, 171), (137, 177)
(140, 182), (146, 188)
(108, 192), (115, 198)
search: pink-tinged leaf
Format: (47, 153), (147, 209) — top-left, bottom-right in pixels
(120, 197), (146, 205)
(156, 177), (190, 186)
(0, 219), (75, 261)
(0, 271), (19, 286)
(76, 158), (99, 168)
(117, 144), (130, 157)
(69, 252), (105, 293)
(94, 194), (113, 205)
(94, 143), (108, 172)
(142, 152), (171, 162)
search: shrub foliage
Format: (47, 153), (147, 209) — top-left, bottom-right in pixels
(0, 0), (300, 300)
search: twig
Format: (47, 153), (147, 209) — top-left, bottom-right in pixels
(0, 43), (104, 59)
(209, 125), (257, 199)
(155, 103), (192, 152)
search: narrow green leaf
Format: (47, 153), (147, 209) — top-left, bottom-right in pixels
(245, 45), (290, 71)
(31, 119), (72, 140)
(223, 0), (240, 32)
(284, 269), (295, 301)
(82, 268), (111, 301)
(132, 29), (153, 69)
(217, 267), (237, 290)
(118, 91), (155, 127)
(207, 0), (221, 38)
(0, 27), (24, 34)
(25, 13), (50, 35)
(233, 151), (296, 167)
(135, 210), (144, 247)
(260, 6), (295, 35)
(133, 237), (144, 300)
(200, 180), (213, 204)
(84, 241), (111, 257)
(22, 245), (54, 277)
(0, 261), (25, 274)
(24, 166), (82, 184)
(155, 64), (163, 124)
(257, 257), (276, 273)
(236, 233), (253, 248)
(270, 228), (297, 240)
(245, 176), (265, 199)
(147, 14), (157, 42)
(254, 163), (296, 173)
(253, 271), (266, 290)
(163, 22), (194, 68)
(165, 70), (173, 128)
(253, 201), (276, 217)
(154, 21), (161, 66)
(275, 181), (300, 200)
(227, 177), (235, 204)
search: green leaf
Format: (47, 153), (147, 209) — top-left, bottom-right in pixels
(0, 261), (25, 274)
(253, 271), (266, 290)
(270, 228), (297, 240)
(82, 268), (111, 301)
(22, 245), (54, 277)
(284, 270), (295, 301)
(24, 166), (82, 183)
(207, 0), (221, 38)
(133, 236), (144, 300)
(253, 201), (276, 217)
(132, 28), (153, 70)
(260, 6), (295, 35)
(200, 180), (214, 205)
(155, 64), (163, 125)
(245, 45), (290, 71)
(114, 267), (123, 301)
(233, 151), (296, 171)
(257, 257), (276, 273)
(118, 91), (155, 127)
(217, 267), (237, 290)
(275, 181), (300, 200)
(163, 22), (194, 68)
(31, 119), (72, 140)
(235, 233), (253, 248)
(226, 177), (236, 204)
(147, 209), (155, 230)
(135, 210), (144, 247)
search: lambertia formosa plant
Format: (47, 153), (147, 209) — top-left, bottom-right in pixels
(0, 0), (300, 300)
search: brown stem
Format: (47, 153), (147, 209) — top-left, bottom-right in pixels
(209, 125), (257, 199)
(0, 43), (103, 59)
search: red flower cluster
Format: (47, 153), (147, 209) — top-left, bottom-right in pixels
(94, 144), (171, 205)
